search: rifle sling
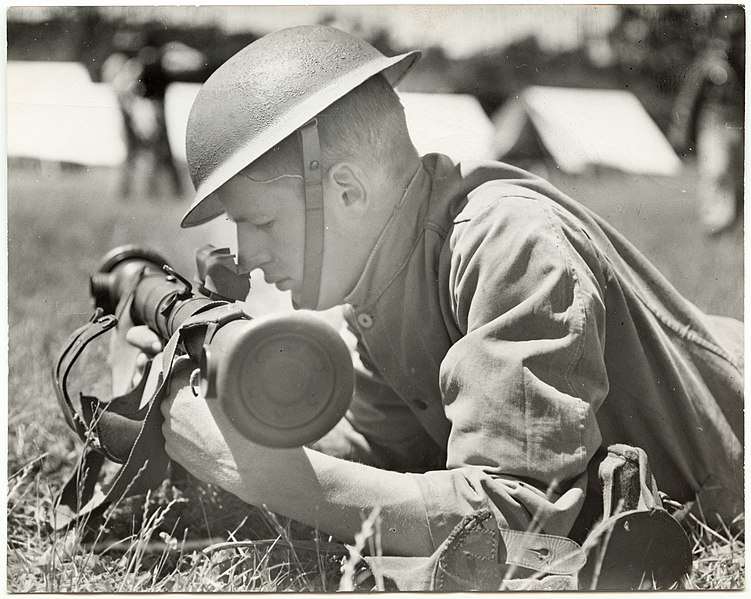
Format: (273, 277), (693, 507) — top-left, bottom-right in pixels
(50, 303), (238, 532)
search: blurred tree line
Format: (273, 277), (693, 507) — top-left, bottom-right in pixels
(391, 4), (744, 131)
(7, 5), (744, 132)
(606, 4), (744, 131)
(6, 7), (261, 83)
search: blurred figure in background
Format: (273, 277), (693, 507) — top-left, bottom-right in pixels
(670, 9), (745, 235)
(103, 32), (206, 200)
(137, 41), (184, 198)
(102, 30), (153, 200)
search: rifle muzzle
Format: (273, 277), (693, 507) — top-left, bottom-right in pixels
(201, 311), (354, 448)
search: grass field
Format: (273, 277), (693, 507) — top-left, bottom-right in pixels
(6, 161), (744, 591)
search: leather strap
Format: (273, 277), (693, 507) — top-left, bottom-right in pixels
(445, 510), (585, 576)
(296, 118), (325, 310)
(502, 528), (585, 575)
(52, 309), (118, 441)
(578, 444), (692, 590)
(51, 325), (183, 530)
(51, 304), (248, 531)
(598, 443), (662, 515)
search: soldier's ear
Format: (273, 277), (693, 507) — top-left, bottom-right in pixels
(328, 162), (368, 213)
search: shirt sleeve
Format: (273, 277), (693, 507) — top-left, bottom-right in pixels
(311, 317), (444, 473)
(415, 193), (610, 545)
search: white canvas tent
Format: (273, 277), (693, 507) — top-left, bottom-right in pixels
(397, 92), (497, 161)
(6, 63), (498, 169)
(7, 61), (127, 166)
(493, 86), (682, 176)
(164, 85), (498, 164)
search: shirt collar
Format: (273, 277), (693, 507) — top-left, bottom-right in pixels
(343, 159), (434, 309)
(342, 154), (548, 309)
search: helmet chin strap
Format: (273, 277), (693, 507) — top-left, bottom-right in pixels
(295, 119), (325, 310)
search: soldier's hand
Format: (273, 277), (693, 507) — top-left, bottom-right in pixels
(126, 325), (163, 356)
(160, 356), (248, 494)
(127, 325), (164, 382)
(109, 302), (164, 395)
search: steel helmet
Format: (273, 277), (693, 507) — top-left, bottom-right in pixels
(181, 25), (420, 308)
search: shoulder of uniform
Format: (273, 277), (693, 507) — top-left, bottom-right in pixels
(455, 180), (552, 225)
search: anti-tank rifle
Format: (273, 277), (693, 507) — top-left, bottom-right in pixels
(49, 244), (354, 530)
(88, 244), (354, 448)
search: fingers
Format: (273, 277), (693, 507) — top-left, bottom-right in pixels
(135, 351), (150, 371)
(110, 328), (145, 397)
(125, 325), (163, 355)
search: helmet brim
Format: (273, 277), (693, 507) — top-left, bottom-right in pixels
(180, 49), (421, 229)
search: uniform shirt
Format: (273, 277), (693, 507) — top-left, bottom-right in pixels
(313, 153), (743, 548)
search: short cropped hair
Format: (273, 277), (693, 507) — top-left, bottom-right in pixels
(247, 74), (417, 180)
